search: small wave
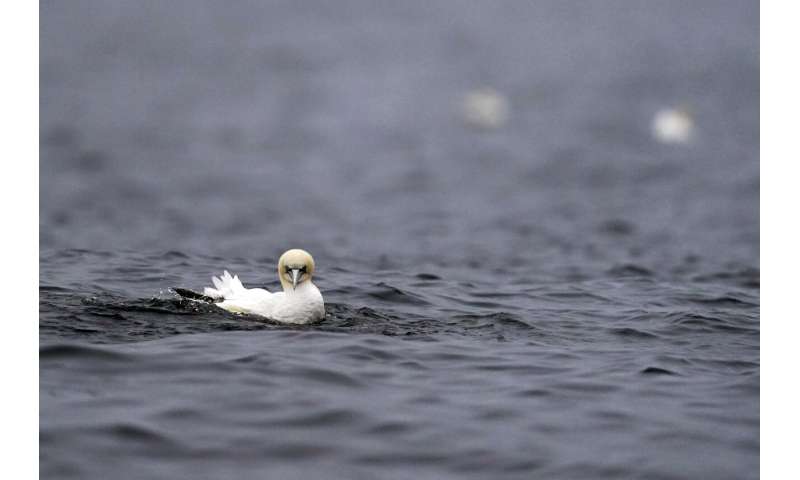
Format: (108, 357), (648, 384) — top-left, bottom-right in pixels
(157, 250), (190, 260)
(597, 218), (637, 236)
(693, 267), (760, 288)
(366, 282), (430, 305)
(514, 388), (551, 398)
(640, 366), (677, 375)
(434, 293), (507, 309)
(39, 285), (73, 293)
(682, 295), (758, 307)
(354, 451), (450, 466)
(268, 408), (365, 428)
(364, 421), (415, 435)
(552, 381), (621, 394)
(415, 272), (441, 280)
(609, 327), (660, 339)
(668, 313), (758, 335)
(253, 443), (334, 460)
(451, 312), (534, 330)
(286, 366), (364, 388)
(327, 344), (401, 362)
(606, 264), (654, 277)
(40, 343), (130, 362)
(107, 422), (175, 444)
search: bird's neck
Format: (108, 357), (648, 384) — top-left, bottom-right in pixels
(283, 280), (316, 295)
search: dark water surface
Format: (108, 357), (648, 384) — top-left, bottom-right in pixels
(40, 1), (759, 479)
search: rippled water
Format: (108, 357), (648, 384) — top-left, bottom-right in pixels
(40, 1), (759, 478)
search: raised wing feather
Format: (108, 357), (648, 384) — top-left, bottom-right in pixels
(204, 270), (265, 300)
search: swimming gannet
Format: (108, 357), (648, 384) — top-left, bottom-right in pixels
(461, 87), (510, 129)
(175, 249), (325, 324)
(651, 106), (693, 144)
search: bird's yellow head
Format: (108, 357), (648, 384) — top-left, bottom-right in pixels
(278, 249), (316, 291)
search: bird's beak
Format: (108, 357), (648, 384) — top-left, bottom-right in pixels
(291, 269), (300, 290)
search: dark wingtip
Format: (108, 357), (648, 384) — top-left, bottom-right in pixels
(173, 288), (220, 303)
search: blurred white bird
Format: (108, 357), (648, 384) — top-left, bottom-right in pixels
(651, 107), (694, 144)
(461, 87), (510, 129)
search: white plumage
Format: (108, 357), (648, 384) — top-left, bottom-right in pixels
(197, 250), (325, 324)
(651, 107), (693, 144)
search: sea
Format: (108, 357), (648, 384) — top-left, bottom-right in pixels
(40, 1), (759, 478)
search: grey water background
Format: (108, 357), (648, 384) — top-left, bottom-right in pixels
(40, 1), (759, 479)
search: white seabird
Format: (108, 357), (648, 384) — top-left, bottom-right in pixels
(651, 106), (694, 144)
(177, 249), (325, 324)
(461, 87), (510, 129)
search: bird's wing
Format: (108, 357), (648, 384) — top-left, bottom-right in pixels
(203, 270), (255, 299)
(203, 270), (267, 300)
(218, 288), (283, 316)
(202, 271), (286, 317)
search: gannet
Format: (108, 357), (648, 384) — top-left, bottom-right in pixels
(175, 249), (325, 324)
(651, 106), (694, 144)
(461, 87), (510, 129)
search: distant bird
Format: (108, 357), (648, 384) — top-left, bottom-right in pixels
(175, 249), (325, 324)
(461, 87), (510, 129)
(651, 106), (694, 144)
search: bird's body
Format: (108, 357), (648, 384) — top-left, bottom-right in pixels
(177, 249), (325, 324)
(651, 106), (693, 144)
(204, 270), (324, 324)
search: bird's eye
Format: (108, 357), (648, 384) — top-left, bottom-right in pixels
(285, 266), (292, 273)
(300, 266), (307, 273)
